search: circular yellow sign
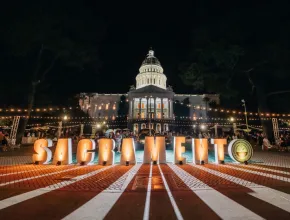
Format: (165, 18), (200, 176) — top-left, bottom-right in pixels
(228, 139), (253, 163)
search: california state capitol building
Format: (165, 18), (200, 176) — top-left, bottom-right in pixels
(79, 49), (219, 133)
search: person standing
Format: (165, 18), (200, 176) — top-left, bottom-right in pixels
(115, 132), (122, 153)
(0, 131), (4, 151)
(2, 135), (9, 151)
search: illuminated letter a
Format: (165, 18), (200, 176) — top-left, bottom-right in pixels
(52, 138), (73, 165)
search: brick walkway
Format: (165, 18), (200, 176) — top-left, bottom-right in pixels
(0, 151), (290, 219)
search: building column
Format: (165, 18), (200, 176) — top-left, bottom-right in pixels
(161, 98), (164, 119)
(167, 98), (170, 118)
(154, 98), (156, 119)
(168, 99), (171, 119)
(146, 97), (149, 119)
(129, 100), (132, 118)
(139, 98), (142, 119)
(131, 99), (134, 119)
(170, 99), (173, 118)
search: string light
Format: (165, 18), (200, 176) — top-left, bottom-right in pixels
(1, 103), (290, 117)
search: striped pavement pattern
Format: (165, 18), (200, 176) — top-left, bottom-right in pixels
(0, 163), (290, 219)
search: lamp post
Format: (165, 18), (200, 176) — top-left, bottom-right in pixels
(230, 117), (237, 134)
(241, 99), (250, 132)
(63, 115), (68, 137)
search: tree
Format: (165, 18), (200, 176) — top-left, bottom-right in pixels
(2, 2), (105, 143)
(202, 97), (211, 120)
(118, 95), (129, 117)
(173, 98), (190, 118)
(180, 25), (290, 139)
(0, 119), (12, 127)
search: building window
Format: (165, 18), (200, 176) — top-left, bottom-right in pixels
(138, 103), (140, 109)
(105, 104), (109, 110)
(158, 103), (161, 108)
(142, 103), (145, 108)
(113, 104), (116, 110)
(98, 106), (102, 110)
(154, 78), (155, 84)
(147, 78), (149, 83)
(141, 112), (145, 118)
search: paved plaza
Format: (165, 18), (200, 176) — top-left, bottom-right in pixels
(0, 152), (290, 219)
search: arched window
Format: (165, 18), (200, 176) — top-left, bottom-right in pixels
(147, 78), (149, 84)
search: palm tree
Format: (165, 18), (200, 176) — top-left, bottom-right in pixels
(202, 96), (211, 121)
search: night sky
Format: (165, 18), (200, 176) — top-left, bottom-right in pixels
(1, 1), (290, 111)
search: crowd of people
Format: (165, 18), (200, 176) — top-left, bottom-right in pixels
(0, 130), (10, 152)
(1, 126), (290, 153)
(254, 132), (290, 152)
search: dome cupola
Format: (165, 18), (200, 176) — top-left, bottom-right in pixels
(136, 49), (167, 90)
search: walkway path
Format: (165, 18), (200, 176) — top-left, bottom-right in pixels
(0, 151), (290, 219)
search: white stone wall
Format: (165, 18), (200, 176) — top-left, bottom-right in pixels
(81, 94), (126, 119)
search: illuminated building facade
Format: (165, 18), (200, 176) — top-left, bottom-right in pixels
(79, 50), (219, 133)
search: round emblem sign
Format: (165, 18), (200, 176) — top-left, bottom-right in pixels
(228, 139), (253, 163)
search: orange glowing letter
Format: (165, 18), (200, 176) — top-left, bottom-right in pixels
(52, 138), (73, 165)
(174, 136), (186, 164)
(211, 139), (227, 164)
(144, 136), (154, 163)
(120, 138), (136, 165)
(32, 139), (53, 164)
(98, 138), (115, 165)
(154, 136), (166, 163)
(76, 139), (96, 165)
(192, 138), (208, 164)
(144, 136), (166, 164)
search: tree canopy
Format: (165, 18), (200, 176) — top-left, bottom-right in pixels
(0, 1), (105, 106)
(180, 12), (290, 113)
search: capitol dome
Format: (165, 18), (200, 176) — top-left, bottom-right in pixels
(136, 49), (167, 90)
